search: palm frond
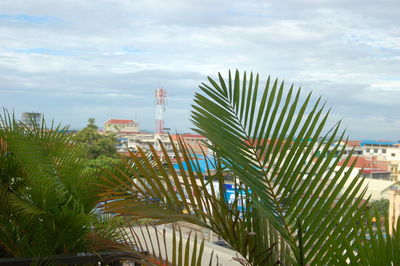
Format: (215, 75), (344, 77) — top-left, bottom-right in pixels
(0, 110), (119, 257)
(100, 135), (287, 265)
(190, 70), (369, 264)
(89, 222), (214, 266)
(97, 70), (385, 265)
(339, 207), (400, 264)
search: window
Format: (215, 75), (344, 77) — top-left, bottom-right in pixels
(382, 149), (386, 154)
(366, 148), (370, 153)
(374, 149), (378, 153)
(392, 153), (396, 157)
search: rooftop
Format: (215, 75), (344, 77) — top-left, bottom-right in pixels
(338, 156), (389, 171)
(361, 168), (390, 174)
(346, 140), (361, 147)
(105, 119), (136, 125)
(360, 140), (397, 146)
(181, 133), (206, 138)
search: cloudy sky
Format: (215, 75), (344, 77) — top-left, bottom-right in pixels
(0, 0), (399, 140)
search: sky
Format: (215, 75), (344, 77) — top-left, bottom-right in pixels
(0, 0), (399, 140)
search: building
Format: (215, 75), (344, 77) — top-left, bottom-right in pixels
(361, 140), (400, 161)
(118, 132), (174, 158)
(391, 161), (400, 182)
(389, 187), (400, 234)
(104, 119), (139, 134)
(171, 133), (210, 155)
(313, 140), (363, 159)
(317, 140), (400, 182)
(338, 156), (391, 180)
(115, 132), (210, 160)
(21, 112), (42, 128)
(336, 156), (396, 200)
(360, 140), (400, 181)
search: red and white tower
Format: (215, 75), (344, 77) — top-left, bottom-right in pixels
(155, 88), (166, 156)
(155, 88), (166, 135)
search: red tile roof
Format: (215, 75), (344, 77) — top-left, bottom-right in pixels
(360, 169), (390, 174)
(170, 134), (179, 141)
(346, 140), (361, 147)
(338, 156), (370, 168)
(182, 134), (206, 139)
(105, 119), (135, 124)
(169, 134), (206, 141)
(338, 156), (389, 171)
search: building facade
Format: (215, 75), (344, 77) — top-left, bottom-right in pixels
(171, 133), (209, 155)
(361, 140), (400, 161)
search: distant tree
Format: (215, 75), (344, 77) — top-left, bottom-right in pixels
(370, 198), (389, 217)
(73, 118), (120, 172)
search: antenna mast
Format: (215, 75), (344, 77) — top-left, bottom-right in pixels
(155, 87), (166, 155)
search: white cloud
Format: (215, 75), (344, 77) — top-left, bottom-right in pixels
(0, 0), (399, 139)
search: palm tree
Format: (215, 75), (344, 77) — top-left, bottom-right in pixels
(98, 71), (400, 265)
(0, 69), (394, 265)
(0, 112), (121, 258)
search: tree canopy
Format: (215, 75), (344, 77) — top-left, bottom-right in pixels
(73, 118), (120, 173)
(73, 118), (117, 159)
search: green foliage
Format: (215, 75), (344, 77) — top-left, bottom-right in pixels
(0, 112), (121, 258)
(100, 135), (292, 265)
(370, 198), (389, 217)
(73, 118), (120, 174)
(73, 118), (117, 159)
(98, 70), (400, 265)
(190, 70), (373, 264)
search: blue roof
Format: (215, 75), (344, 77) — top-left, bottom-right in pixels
(360, 140), (396, 146)
(173, 156), (224, 174)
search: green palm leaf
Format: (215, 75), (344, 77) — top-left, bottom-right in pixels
(191, 70), (369, 264)
(341, 208), (400, 264)
(0, 110), (121, 257)
(100, 135), (288, 265)
(99, 70), (384, 265)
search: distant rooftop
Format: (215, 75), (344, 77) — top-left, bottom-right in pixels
(360, 140), (397, 146)
(338, 156), (388, 170)
(105, 119), (136, 125)
(169, 133), (206, 141)
(361, 168), (390, 174)
(181, 133), (206, 138)
(346, 140), (361, 147)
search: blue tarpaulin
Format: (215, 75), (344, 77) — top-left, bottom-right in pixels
(173, 156), (225, 174)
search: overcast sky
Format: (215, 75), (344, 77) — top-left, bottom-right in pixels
(0, 0), (399, 140)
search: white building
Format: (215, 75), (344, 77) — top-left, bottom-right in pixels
(360, 140), (400, 161)
(116, 132), (174, 157)
(360, 140), (400, 181)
